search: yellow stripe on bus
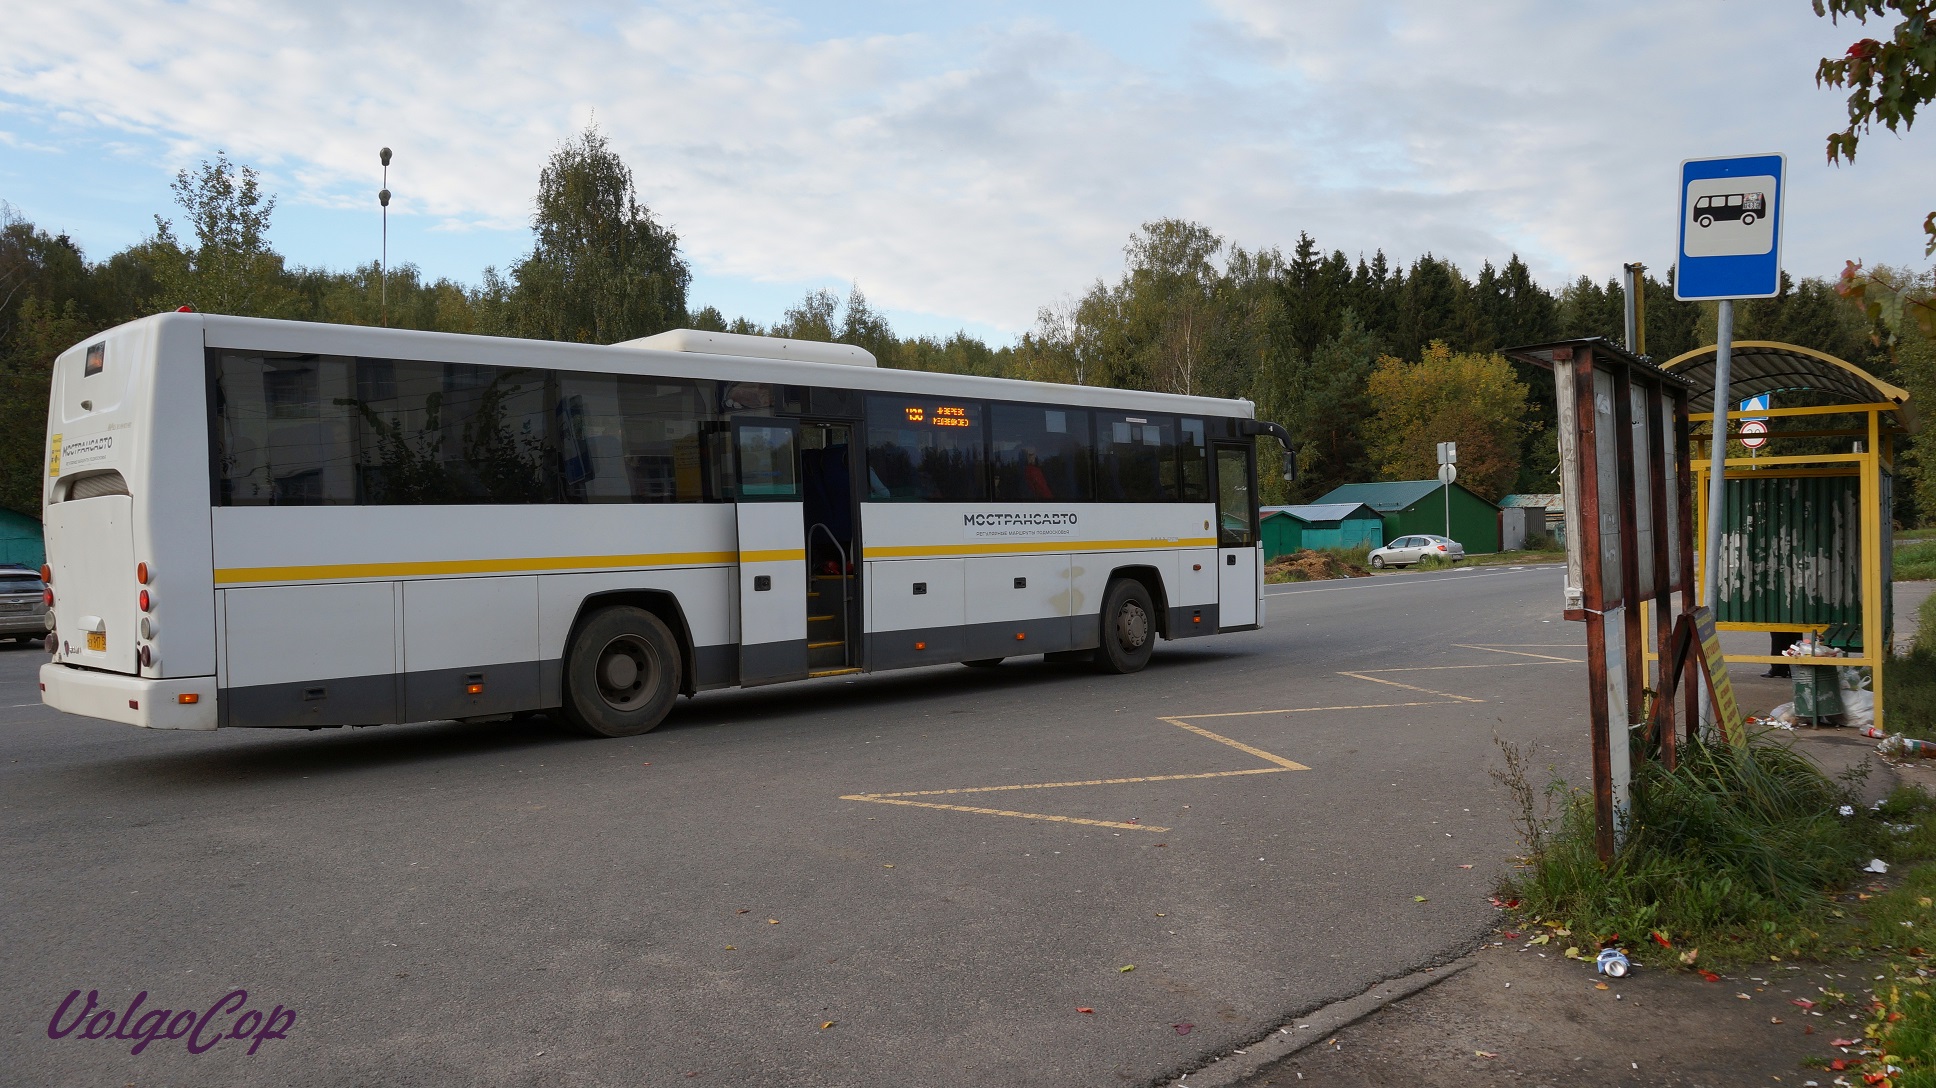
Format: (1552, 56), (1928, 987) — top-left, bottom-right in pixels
(864, 538), (1218, 559)
(213, 550), (738, 584)
(739, 549), (808, 564)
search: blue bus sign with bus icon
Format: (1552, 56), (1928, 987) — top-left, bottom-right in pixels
(1676, 153), (1785, 301)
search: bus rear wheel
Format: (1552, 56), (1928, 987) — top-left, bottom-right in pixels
(563, 606), (680, 738)
(1095, 578), (1156, 674)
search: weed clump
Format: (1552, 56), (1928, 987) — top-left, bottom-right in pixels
(1503, 732), (1880, 955)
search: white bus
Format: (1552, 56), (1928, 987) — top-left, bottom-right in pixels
(37, 313), (1290, 737)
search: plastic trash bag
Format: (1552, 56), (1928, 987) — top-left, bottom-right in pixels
(1841, 688), (1875, 730)
(1767, 701), (1797, 724)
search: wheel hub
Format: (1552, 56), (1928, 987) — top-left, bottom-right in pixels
(596, 635), (654, 710)
(1116, 601), (1149, 649)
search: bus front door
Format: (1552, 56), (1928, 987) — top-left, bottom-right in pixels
(1214, 442), (1260, 628)
(734, 419), (810, 686)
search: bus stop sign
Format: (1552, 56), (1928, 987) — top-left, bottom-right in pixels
(1675, 153), (1785, 301)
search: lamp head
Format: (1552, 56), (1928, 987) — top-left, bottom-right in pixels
(380, 147), (392, 167)
(378, 189), (391, 208)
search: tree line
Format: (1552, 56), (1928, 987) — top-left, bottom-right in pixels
(3, 124), (1930, 522)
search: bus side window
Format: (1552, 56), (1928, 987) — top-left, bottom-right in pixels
(1179, 418), (1209, 502)
(865, 395), (987, 502)
(1095, 412), (1176, 502)
(990, 403), (1092, 501)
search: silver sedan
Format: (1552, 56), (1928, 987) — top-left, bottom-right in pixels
(1368, 534), (1466, 569)
(0, 566), (47, 645)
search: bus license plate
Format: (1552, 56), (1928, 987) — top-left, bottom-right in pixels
(0, 601), (28, 612)
(86, 631), (106, 652)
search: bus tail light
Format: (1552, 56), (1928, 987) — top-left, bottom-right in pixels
(40, 564), (50, 584)
(1014, 632), (1026, 641)
(137, 562), (150, 584)
(138, 645), (152, 667)
(139, 590), (151, 611)
(43, 589), (53, 606)
(914, 641), (927, 651)
(178, 694), (199, 705)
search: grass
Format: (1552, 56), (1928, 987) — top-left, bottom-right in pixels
(1885, 592), (1936, 741)
(1264, 545), (1371, 583)
(1500, 732), (1886, 963)
(1901, 540), (1936, 581)
(1899, 527), (1936, 542)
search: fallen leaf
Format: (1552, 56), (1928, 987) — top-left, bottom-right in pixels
(1529, 935), (1551, 946)
(1414, 896), (1429, 903)
(1458, 864), (1474, 869)
(1651, 931), (1673, 949)
(1738, 993), (1753, 1000)
(821, 1021), (835, 1030)
(1563, 946), (1581, 960)
(1120, 965), (1135, 973)
(1475, 1050), (1497, 1058)
(724, 945), (735, 950)
(1771, 1016), (1784, 1024)
(1174, 1023), (1194, 1035)
(736, 909), (749, 915)
(642, 762), (651, 766)
(1793, 998), (1817, 1010)
(882, 864), (894, 869)
(1680, 949), (1700, 965)
(1077, 1007), (1094, 1015)
(768, 919), (779, 925)
(1701, 970), (1721, 983)
(1832, 1059), (1849, 1071)
(1831, 1038), (1858, 1047)
(1595, 982), (1609, 990)
(1502, 931), (1521, 940)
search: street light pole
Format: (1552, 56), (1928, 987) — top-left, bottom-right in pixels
(378, 147), (392, 328)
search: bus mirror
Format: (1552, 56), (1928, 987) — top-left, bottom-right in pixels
(1281, 450), (1297, 483)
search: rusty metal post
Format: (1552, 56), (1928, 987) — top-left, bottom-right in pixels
(1611, 364), (1646, 731)
(1644, 377), (1677, 769)
(1571, 347), (1617, 862)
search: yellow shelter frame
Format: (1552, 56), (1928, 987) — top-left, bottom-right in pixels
(1657, 341), (1914, 730)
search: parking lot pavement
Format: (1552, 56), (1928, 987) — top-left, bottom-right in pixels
(0, 566), (1594, 1087)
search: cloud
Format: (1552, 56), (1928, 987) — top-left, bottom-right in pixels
(1, 1), (1930, 334)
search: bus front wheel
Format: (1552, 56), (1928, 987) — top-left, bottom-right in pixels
(1095, 578), (1156, 674)
(563, 606), (681, 737)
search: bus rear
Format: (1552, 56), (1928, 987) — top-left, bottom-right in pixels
(39, 312), (220, 729)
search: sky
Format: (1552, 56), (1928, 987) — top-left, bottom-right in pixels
(2, 1), (1932, 344)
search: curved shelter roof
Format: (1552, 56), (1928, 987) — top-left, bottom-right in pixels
(1658, 341), (1916, 433)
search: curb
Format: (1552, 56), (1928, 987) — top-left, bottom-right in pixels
(1172, 957), (1476, 1088)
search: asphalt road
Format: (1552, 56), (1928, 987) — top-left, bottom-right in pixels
(0, 564), (1593, 1087)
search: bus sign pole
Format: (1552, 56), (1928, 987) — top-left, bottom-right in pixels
(1675, 153), (1785, 611)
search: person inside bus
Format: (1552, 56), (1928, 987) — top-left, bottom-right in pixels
(1022, 449), (1054, 499)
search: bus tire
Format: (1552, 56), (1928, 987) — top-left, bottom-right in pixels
(1095, 578), (1156, 674)
(562, 606), (681, 738)
(963, 658), (1005, 668)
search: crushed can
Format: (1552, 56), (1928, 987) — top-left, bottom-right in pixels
(1595, 948), (1630, 978)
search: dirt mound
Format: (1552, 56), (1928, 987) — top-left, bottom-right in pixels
(1266, 549), (1371, 582)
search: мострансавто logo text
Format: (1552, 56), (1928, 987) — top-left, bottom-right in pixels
(47, 987), (295, 1056)
(963, 512), (1078, 527)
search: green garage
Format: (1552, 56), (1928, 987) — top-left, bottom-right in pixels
(0, 509), (42, 568)
(1259, 503), (1385, 561)
(1313, 480), (1502, 554)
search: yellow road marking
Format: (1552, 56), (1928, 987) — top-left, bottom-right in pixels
(841, 643), (1565, 833)
(840, 796), (1168, 832)
(1169, 700), (1461, 717)
(1452, 643), (1584, 663)
(852, 765), (1291, 799)
(1336, 671), (1487, 703)
(1162, 718), (1312, 769)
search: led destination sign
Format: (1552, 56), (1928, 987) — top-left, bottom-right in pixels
(903, 404), (974, 428)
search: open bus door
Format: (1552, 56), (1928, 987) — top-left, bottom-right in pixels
(1214, 442), (1259, 628)
(733, 419), (810, 686)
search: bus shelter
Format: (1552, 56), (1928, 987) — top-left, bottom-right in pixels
(1658, 341), (1915, 730)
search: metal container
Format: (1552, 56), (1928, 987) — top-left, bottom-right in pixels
(1793, 663), (1845, 722)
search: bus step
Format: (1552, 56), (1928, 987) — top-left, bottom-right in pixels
(808, 667), (863, 678)
(808, 614), (836, 623)
(807, 640), (845, 650)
